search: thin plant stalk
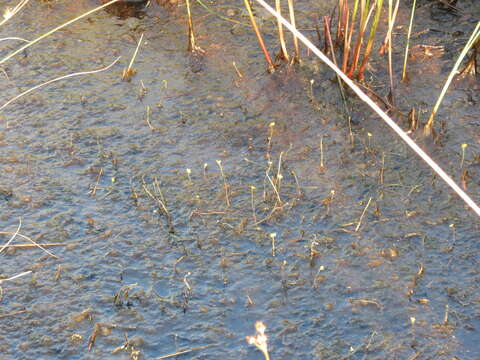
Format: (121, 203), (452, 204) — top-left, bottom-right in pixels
(253, 0), (480, 217)
(384, 0), (399, 103)
(0, 230), (58, 258)
(0, 218), (21, 255)
(0, 58), (121, 113)
(355, 197), (372, 231)
(128, 33), (144, 70)
(185, 0), (194, 51)
(275, 0), (289, 61)
(287, 0), (300, 63)
(357, 0), (384, 82)
(0, 0), (121, 66)
(157, 343), (219, 359)
(243, 0), (275, 72)
(425, 22), (480, 136)
(387, 0), (398, 102)
(250, 186), (257, 223)
(0, 36), (29, 43)
(0, 271), (32, 284)
(402, 0), (416, 82)
(122, 33), (144, 81)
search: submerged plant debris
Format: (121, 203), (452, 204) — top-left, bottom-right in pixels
(0, 0), (479, 359)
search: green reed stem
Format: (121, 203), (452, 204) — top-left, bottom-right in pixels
(425, 22), (480, 136)
(401, 0), (416, 82)
(358, 0), (384, 81)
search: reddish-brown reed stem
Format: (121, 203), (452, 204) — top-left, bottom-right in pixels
(244, 0), (276, 72)
(348, 0), (375, 78)
(336, 0), (345, 43)
(341, 5), (351, 72)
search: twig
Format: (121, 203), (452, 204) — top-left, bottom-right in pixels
(232, 61), (243, 78)
(355, 197), (372, 231)
(250, 186), (257, 223)
(89, 168), (104, 197)
(0, 243), (66, 248)
(0, 232), (59, 258)
(216, 160), (231, 207)
(0, 309), (28, 319)
(157, 343), (219, 359)
(252, 0), (480, 217)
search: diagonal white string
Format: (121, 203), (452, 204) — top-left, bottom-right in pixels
(253, 0), (480, 217)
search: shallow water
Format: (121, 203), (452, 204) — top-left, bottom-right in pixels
(0, 0), (479, 359)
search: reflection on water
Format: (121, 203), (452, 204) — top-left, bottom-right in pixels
(0, 0), (479, 359)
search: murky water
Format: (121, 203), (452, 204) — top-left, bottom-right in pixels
(0, 0), (479, 359)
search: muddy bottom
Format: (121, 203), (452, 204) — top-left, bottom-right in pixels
(0, 0), (479, 359)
